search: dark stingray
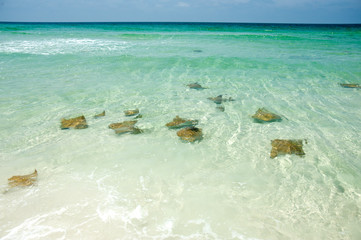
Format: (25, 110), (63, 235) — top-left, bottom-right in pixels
(187, 83), (207, 90)
(61, 115), (88, 129)
(108, 120), (142, 135)
(270, 139), (305, 158)
(207, 95), (235, 104)
(340, 83), (361, 89)
(115, 126), (143, 135)
(252, 108), (282, 123)
(124, 109), (139, 116)
(177, 126), (203, 142)
(166, 116), (198, 129)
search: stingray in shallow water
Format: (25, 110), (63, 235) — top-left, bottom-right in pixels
(61, 115), (88, 129)
(177, 127), (203, 142)
(207, 95), (234, 104)
(108, 120), (142, 135)
(187, 83), (207, 90)
(124, 109), (139, 117)
(270, 139), (305, 158)
(340, 83), (361, 89)
(252, 108), (282, 123)
(8, 170), (38, 188)
(109, 120), (137, 130)
(166, 116), (198, 129)
(114, 126), (143, 135)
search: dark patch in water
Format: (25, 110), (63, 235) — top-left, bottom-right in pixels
(333, 180), (345, 193)
(5, 27), (23, 31)
(340, 83), (361, 89)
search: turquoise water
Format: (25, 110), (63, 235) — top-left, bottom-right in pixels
(0, 22), (361, 239)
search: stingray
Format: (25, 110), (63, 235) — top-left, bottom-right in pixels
(114, 126), (143, 135)
(166, 116), (198, 129)
(207, 95), (234, 104)
(124, 109), (139, 117)
(8, 170), (38, 188)
(108, 120), (137, 130)
(61, 115), (88, 129)
(94, 110), (105, 118)
(187, 83), (207, 90)
(252, 108), (282, 123)
(270, 139), (305, 158)
(340, 83), (361, 89)
(108, 120), (142, 135)
(177, 127), (203, 142)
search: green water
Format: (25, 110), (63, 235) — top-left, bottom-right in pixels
(0, 22), (361, 239)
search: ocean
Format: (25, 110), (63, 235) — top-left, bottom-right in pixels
(0, 22), (360, 240)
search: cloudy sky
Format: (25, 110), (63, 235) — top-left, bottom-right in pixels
(0, 0), (360, 23)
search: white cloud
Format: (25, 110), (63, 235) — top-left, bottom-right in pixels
(210, 0), (250, 5)
(176, 1), (190, 7)
(272, 0), (313, 7)
(271, 0), (360, 7)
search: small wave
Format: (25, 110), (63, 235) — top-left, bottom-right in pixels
(0, 38), (130, 55)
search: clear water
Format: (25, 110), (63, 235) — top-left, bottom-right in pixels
(0, 22), (361, 240)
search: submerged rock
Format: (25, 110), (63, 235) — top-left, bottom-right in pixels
(108, 120), (142, 135)
(270, 139), (305, 158)
(166, 116), (198, 129)
(177, 127), (203, 142)
(124, 109), (139, 117)
(252, 108), (282, 123)
(61, 115), (88, 129)
(187, 83), (206, 90)
(207, 95), (234, 104)
(340, 83), (361, 89)
(94, 110), (105, 118)
(8, 170), (38, 188)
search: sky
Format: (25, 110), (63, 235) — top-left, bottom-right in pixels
(0, 0), (360, 23)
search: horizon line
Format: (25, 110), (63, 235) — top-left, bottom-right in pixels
(1, 21), (361, 25)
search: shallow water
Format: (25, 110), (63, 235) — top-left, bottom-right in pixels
(0, 22), (361, 240)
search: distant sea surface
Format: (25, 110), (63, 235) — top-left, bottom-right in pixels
(0, 22), (360, 240)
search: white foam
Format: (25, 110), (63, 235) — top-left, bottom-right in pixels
(231, 230), (263, 240)
(129, 205), (147, 220)
(187, 219), (218, 238)
(0, 38), (129, 55)
(2, 208), (67, 240)
(157, 219), (174, 235)
(96, 206), (117, 223)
